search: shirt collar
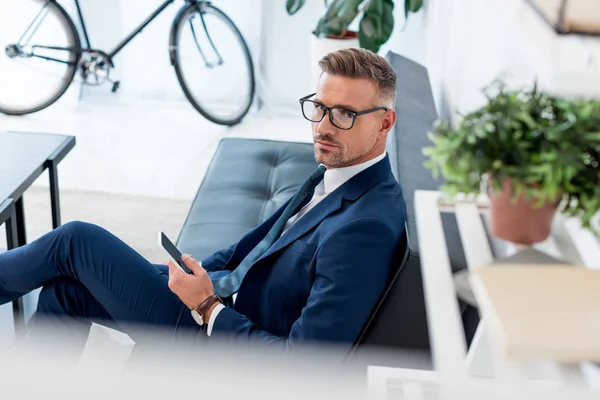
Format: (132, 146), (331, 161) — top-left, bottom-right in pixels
(320, 151), (387, 195)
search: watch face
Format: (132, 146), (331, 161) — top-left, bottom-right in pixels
(191, 310), (204, 326)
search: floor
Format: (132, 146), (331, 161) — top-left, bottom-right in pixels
(0, 96), (313, 200)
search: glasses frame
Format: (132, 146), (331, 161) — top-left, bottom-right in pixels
(299, 93), (389, 130)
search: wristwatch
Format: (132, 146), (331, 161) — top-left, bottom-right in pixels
(191, 294), (223, 326)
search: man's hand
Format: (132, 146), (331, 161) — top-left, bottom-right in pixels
(167, 254), (214, 312)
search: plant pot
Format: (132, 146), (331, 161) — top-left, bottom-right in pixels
(310, 31), (360, 89)
(488, 178), (559, 245)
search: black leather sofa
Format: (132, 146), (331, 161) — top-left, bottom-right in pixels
(175, 51), (473, 370)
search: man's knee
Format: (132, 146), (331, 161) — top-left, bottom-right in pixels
(55, 221), (112, 247)
(57, 220), (99, 237)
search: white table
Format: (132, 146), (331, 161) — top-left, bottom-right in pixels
(367, 189), (600, 399)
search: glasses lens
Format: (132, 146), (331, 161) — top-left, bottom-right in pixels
(331, 108), (355, 129)
(302, 101), (325, 122)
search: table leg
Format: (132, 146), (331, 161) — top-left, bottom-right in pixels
(5, 203), (24, 332)
(48, 161), (61, 229)
(14, 197), (26, 246)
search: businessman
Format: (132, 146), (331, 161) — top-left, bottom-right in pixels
(0, 48), (406, 354)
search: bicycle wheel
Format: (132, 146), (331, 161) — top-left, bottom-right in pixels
(0, 0), (80, 115)
(170, 3), (255, 126)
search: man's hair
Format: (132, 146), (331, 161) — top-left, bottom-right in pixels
(318, 48), (396, 108)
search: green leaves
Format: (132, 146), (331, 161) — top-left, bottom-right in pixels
(286, 0), (306, 15)
(359, 0), (394, 52)
(314, 0), (361, 37)
(404, 0), (423, 19)
(288, 0), (423, 53)
(423, 81), (600, 237)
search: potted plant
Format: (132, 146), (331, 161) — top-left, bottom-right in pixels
(286, 0), (423, 85)
(287, 0), (423, 52)
(423, 81), (600, 245)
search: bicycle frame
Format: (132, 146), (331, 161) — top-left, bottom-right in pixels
(75, 0), (205, 58)
(91, 0), (176, 58)
(15, 0), (211, 64)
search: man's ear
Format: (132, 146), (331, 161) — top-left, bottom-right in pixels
(380, 109), (396, 136)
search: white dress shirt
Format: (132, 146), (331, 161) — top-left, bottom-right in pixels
(206, 151), (387, 336)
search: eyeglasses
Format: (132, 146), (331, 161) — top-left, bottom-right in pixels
(299, 93), (389, 130)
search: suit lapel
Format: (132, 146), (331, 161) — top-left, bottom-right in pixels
(256, 155), (393, 262)
(256, 189), (344, 262)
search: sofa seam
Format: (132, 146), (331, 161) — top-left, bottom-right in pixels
(257, 144), (281, 224)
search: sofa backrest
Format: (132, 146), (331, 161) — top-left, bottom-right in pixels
(384, 51), (466, 268)
(350, 52), (469, 361)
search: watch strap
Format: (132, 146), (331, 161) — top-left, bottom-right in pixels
(195, 294), (223, 318)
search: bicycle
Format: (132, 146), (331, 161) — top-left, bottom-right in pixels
(0, 0), (256, 126)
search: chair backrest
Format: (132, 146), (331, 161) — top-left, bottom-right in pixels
(347, 226), (431, 369)
(350, 225), (410, 346)
(348, 224), (430, 351)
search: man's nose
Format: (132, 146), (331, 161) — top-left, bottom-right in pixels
(316, 112), (336, 133)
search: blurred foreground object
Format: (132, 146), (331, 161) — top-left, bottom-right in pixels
(527, 0), (600, 35)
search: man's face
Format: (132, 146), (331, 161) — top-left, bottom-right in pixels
(310, 73), (394, 169)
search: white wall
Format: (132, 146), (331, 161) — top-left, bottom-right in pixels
(375, 0), (534, 120)
(257, 0), (327, 114)
(379, 3), (427, 67)
(384, 0), (600, 122)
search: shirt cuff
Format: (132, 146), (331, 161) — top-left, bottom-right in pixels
(207, 303), (225, 336)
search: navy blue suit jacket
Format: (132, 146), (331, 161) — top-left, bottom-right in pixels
(201, 155), (406, 349)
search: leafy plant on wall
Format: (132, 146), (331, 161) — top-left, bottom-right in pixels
(286, 0), (424, 53)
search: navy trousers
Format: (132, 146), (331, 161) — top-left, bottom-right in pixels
(0, 221), (204, 352)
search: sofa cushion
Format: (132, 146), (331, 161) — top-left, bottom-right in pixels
(177, 138), (318, 259)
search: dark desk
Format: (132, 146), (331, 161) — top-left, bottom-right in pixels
(0, 199), (17, 250)
(0, 131), (76, 330)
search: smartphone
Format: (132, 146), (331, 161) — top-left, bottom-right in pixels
(158, 231), (193, 274)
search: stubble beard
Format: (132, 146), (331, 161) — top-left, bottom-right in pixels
(315, 147), (345, 168)
(314, 140), (377, 169)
